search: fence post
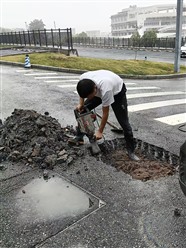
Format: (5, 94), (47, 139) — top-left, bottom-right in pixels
(58, 28), (62, 49)
(33, 30), (36, 46)
(51, 29), (54, 47)
(3, 33), (5, 44)
(19, 32), (22, 45)
(69, 28), (73, 50)
(38, 30), (41, 46)
(14, 32), (17, 45)
(23, 31), (26, 46)
(44, 29), (47, 47)
(11, 32), (14, 45)
(7, 32), (10, 44)
(67, 28), (70, 50)
(28, 31), (31, 46)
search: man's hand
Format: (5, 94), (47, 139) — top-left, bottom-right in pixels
(76, 97), (85, 112)
(95, 130), (103, 140)
(76, 104), (84, 112)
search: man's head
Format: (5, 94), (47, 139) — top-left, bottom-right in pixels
(77, 79), (97, 99)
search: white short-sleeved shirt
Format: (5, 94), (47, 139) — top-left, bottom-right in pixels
(79, 70), (124, 107)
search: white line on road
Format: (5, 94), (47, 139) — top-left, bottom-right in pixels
(47, 80), (78, 84)
(45, 80), (77, 83)
(128, 99), (186, 112)
(55, 82), (136, 86)
(127, 86), (160, 90)
(35, 76), (79, 79)
(24, 73), (57, 76)
(16, 69), (33, 72)
(127, 91), (184, 99)
(155, 113), (186, 125)
(57, 84), (77, 88)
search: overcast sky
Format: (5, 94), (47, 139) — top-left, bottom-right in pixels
(0, 0), (182, 33)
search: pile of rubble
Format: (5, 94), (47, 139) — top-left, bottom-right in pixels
(0, 109), (83, 169)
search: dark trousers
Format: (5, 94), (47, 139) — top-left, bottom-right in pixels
(78, 84), (136, 152)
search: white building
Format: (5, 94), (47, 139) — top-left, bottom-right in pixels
(111, 4), (186, 38)
(86, 30), (100, 37)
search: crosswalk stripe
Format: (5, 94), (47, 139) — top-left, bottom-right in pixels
(47, 80), (78, 83)
(155, 113), (186, 125)
(24, 73), (57, 76)
(127, 86), (160, 90)
(128, 99), (186, 112)
(57, 82), (137, 88)
(127, 91), (184, 99)
(35, 76), (79, 79)
(45, 80), (77, 83)
(57, 85), (77, 88)
(16, 69), (33, 72)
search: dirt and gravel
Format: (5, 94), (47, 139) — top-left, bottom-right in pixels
(103, 149), (176, 181)
(0, 108), (177, 181)
(0, 109), (83, 170)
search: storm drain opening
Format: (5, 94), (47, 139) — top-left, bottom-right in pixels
(99, 138), (179, 181)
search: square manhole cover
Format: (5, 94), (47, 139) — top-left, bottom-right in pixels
(0, 170), (105, 248)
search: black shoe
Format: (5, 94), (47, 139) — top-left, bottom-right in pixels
(68, 136), (84, 145)
(128, 150), (140, 161)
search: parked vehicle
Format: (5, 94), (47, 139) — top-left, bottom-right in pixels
(181, 43), (186, 58)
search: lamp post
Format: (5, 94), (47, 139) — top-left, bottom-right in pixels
(174, 0), (183, 73)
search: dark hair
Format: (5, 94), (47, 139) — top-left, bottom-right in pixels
(77, 79), (95, 98)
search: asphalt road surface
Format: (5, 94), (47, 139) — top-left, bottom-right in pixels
(1, 65), (185, 155)
(74, 46), (186, 66)
(0, 65), (186, 248)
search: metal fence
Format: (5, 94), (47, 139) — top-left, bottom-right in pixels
(0, 28), (74, 50)
(1, 29), (186, 51)
(72, 36), (186, 50)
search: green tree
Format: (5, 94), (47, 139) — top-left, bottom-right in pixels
(141, 30), (157, 47)
(131, 31), (141, 47)
(77, 32), (88, 38)
(28, 19), (45, 31)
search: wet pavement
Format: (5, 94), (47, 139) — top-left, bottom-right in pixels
(0, 64), (186, 248)
(1, 156), (186, 248)
(74, 46), (186, 66)
(1, 169), (101, 248)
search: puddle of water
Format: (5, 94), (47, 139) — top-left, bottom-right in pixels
(16, 175), (90, 221)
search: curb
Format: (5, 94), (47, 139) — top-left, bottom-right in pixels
(0, 60), (186, 79)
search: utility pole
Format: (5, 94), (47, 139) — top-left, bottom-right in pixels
(174, 0), (183, 73)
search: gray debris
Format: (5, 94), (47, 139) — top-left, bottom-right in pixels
(0, 109), (83, 169)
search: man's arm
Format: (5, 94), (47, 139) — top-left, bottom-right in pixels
(95, 106), (109, 139)
(76, 97), (84, 111)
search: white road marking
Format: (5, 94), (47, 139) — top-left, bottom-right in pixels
(56, 82), (137, 88)
(24, 73), (57, 76)
(47, 80), (77, 84)
(155, 113), (186, 125)
(57, 85), (77, 88)
(128, 99), (186, 112)
(16, 69), (33, 72)
(127, 86), (160, 90)
(45, 80), (77, 83)
(127, 91), (184, 99)
(35, 76), (79, 79)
